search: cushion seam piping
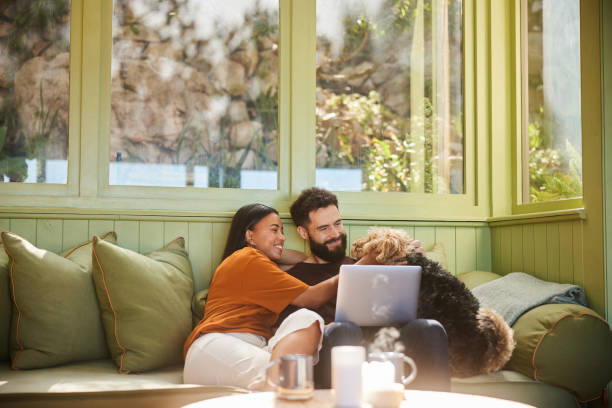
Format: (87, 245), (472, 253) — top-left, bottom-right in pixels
(92, 238), (131, 374)
(531, 311), (612, 402)
(146, 236), (184, 257)
(62, 231), (116, 258)
(1, 232), (24, 369)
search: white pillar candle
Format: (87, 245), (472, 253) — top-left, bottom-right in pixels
(332, 346), (366, 408)
(362, 361), (396, 391)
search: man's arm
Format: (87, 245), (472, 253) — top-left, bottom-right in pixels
(290, 275), (339, 308)
(277, 248), (308, 271)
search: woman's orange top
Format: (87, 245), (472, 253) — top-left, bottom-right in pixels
(183, 247), (309, 358)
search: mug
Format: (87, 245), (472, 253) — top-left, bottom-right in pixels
(265, 354), (314, 400)
(368, 351), (417, 387)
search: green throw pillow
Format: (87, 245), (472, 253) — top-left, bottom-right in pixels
(191, 288), (209, 328)
(92, 236), (194, 373)
(425, 242), (448, 270)
(0, 246), (10, 362)
(507, 303), (612, 401)
(1, 231), (116, 369)
(456, 270), (502, 290)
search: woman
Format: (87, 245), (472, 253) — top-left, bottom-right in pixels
(183, 203), (339, 389)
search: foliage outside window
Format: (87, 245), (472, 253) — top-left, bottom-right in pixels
(109, 0), (279, 189)
(0, 0), (71, 184)
(315, 0), (464, 193)
(521, 0), (582, 203)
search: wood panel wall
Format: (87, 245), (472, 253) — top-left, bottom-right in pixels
(490, 219), (584, 288)
(0, 217), (491, 293)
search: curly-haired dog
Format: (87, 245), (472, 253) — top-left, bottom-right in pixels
(352, 227), (514, 377)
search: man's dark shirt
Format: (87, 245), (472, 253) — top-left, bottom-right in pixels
(274, 257), (354, 327)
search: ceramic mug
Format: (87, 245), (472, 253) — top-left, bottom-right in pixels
(265, 354), (314, 400)
(368, 351), (417, 387)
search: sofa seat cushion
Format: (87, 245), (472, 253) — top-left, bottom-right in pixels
(0, 360), (248, 408)
(451, 370), (577, 408)
(0, 359), (188, 393)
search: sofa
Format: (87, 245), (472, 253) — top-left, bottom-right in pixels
(1, 231), (611, 408)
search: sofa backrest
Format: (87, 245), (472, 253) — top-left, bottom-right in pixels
(0, 216), (491, 293)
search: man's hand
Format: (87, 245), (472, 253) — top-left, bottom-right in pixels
(354, 250), (381, 265)
(407, 239), (425, 255)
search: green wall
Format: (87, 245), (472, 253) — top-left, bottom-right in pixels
(0, 216), (490, 294)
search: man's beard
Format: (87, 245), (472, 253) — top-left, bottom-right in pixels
(308, 233), (348, 263)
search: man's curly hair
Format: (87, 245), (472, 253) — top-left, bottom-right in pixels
(290, 187), (339, 227)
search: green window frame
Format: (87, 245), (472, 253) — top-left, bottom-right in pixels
(510, 0), (587, 215)
(0, 0), (490, 221)
(0, 1), (83, 199)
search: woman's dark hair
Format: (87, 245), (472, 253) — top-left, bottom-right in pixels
(221, 203), (279, 261)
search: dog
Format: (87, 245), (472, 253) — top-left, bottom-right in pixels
(351, 227), (515, 377)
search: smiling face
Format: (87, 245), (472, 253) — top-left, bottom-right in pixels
(298, 205), (347, 263)
(245, 212), (285, 261)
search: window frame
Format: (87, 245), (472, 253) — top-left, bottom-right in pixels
(0, 0), (82, 198)
(0, 0), (490, 221)
(309, 0), (485, 220)
(511, 0), (584, 215)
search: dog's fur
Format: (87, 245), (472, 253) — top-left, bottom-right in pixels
(352, 228), (515, 377)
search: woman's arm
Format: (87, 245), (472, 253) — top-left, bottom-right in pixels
(290, 275), (339, 308)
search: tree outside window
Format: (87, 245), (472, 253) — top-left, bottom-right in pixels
(521, 0), (582, 203)
(0, 0), (71, 184)
(315, 0), (464, 194)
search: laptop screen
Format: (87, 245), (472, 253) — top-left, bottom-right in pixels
(335, 265), (422, 326)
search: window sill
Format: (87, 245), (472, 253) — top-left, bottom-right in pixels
(487, 208), (586, 227)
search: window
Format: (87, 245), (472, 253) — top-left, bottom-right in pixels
(315, 0), (464, 193)
(519, 0), (582, 204)
(0, 0), (489, 219)
(109, 0), (279, 189)
(0, 1), (71, 184)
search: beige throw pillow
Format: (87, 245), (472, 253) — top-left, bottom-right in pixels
(0, 246), (10, 362)
(425, 242), (448, 270)
(2, 231), (116, 369)
(92, 236), (194, 373)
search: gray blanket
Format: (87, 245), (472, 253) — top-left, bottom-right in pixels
(471, 272), (587, 326)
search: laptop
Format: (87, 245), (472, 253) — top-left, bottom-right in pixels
(334, 264), (422, 326)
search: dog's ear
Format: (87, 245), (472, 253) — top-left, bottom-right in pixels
(478, 308), (515, 374)
(351, 237), (367, 259)
(369, 229), (407, 264)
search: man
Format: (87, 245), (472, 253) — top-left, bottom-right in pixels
(276, 187), (450, 391)
(275, 188), (353, 326)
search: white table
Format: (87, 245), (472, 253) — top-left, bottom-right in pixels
(183, 389), (536, 407)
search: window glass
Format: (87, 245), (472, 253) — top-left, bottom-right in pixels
(110, 0), (279, 189)
(0, 1), (71, 184)
(315, 0), (464, 193)
(521, 0), (582, 203)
